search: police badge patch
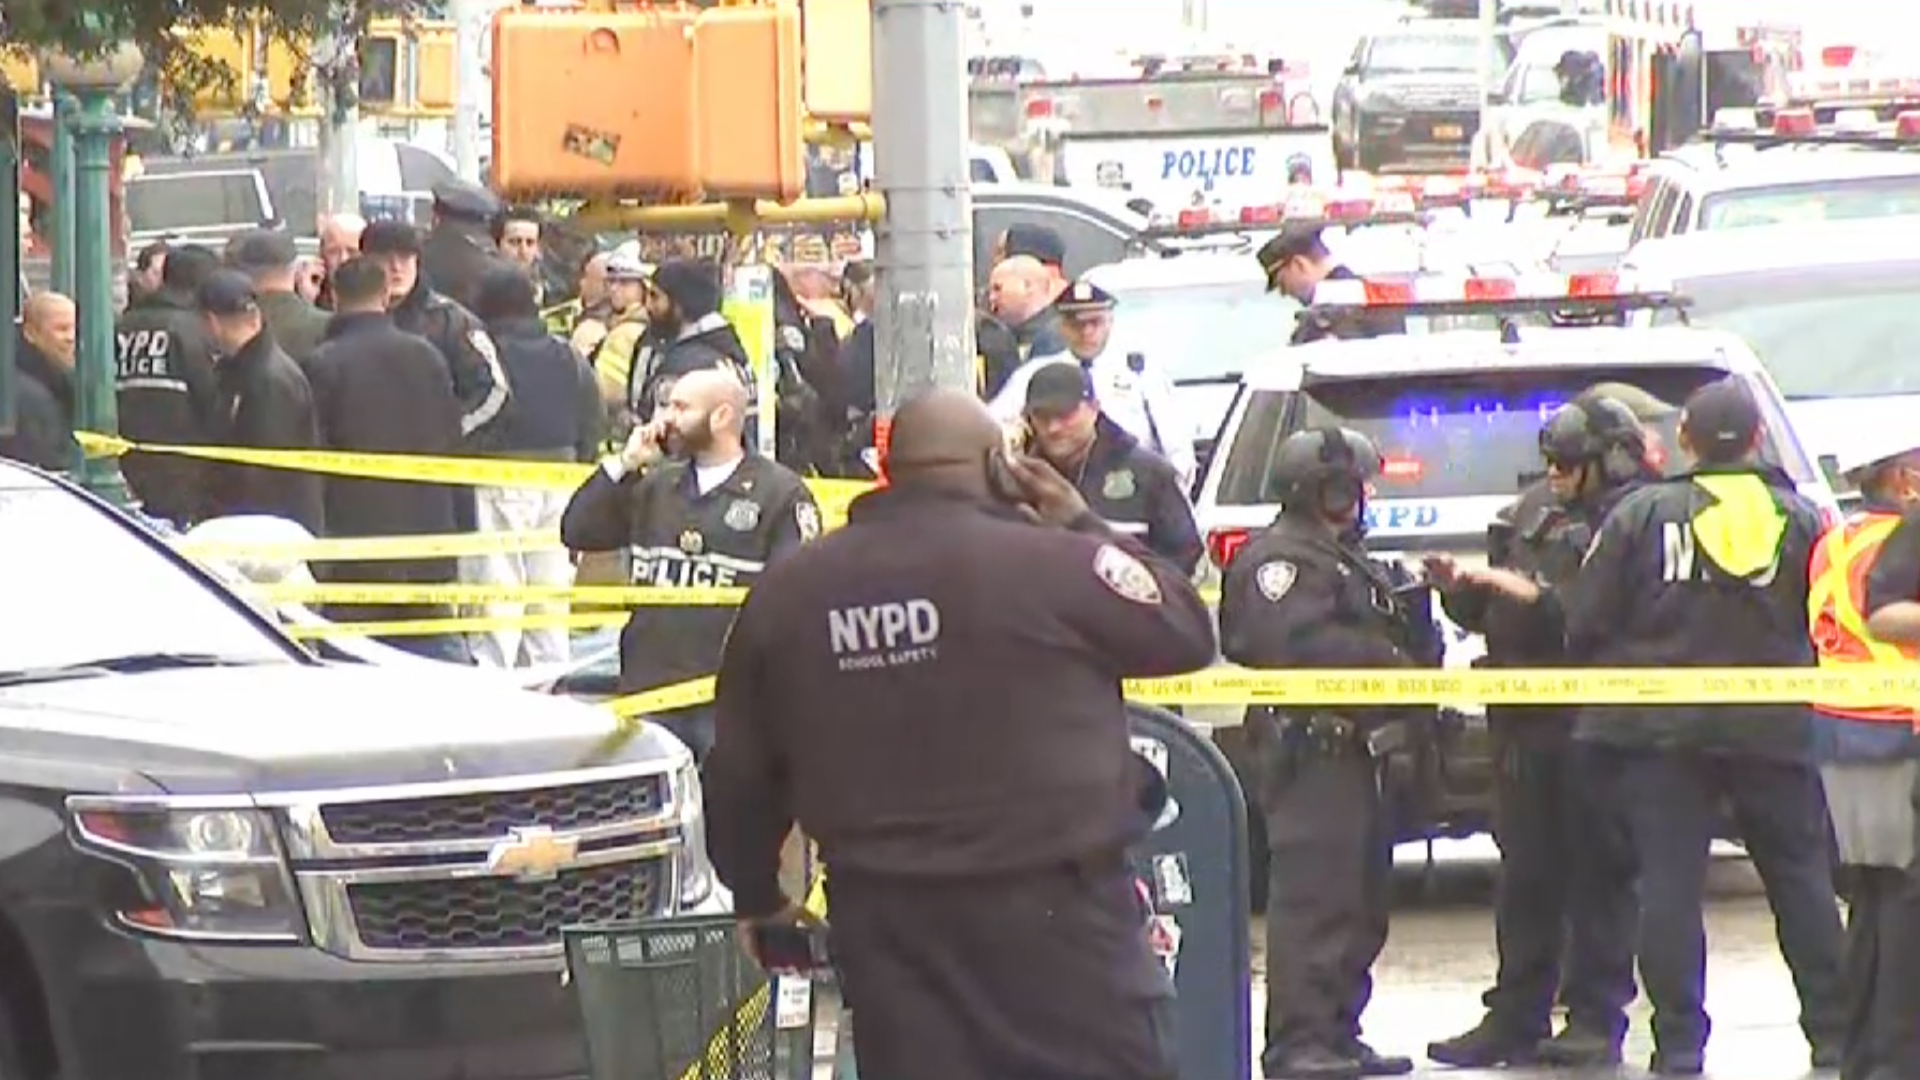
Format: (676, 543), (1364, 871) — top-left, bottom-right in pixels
(1256, 560), (1297, 602)
(678, 529), (704, 554)
(779, 325), (807, 352)
(1094, 544), (1162, 605)
(795, 501), (821, 541)
(1101, 469), (1136, 499)
(724, 499), (761, 531)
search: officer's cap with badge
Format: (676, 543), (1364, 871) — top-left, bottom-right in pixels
(1052, 279), (1116, 320)
(606, 250), (654, 283)
(431, 178), (504, 225)
(1255, 224), (1327, 292)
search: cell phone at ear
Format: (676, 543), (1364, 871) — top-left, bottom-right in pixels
(751, 922), (831, 974)
(986, 448), (1024, 504)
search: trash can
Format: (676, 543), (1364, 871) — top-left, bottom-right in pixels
(565, 917), (818, 1080)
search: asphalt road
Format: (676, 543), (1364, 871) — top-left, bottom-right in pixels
(813, 846), (1820, 1079)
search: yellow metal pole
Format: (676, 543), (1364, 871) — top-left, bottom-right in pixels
(570, 193), (886, 234)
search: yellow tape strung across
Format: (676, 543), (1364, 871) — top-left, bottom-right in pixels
(602, 666), (1920, 720)
(77, 432), (871, 524)
(254, 582), (750, 607)
(178, 529), (564, 562)
(282, 612), (629, 639)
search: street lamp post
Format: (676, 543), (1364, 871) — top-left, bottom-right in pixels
(41, 41), (143, 506)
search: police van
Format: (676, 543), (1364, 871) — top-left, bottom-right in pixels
(1186, 271), (1841, 885)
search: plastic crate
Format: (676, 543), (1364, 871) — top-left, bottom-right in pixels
(564, 917), (817, 1080)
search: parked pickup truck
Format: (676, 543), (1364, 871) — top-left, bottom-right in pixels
(0, 460), (713, 1080)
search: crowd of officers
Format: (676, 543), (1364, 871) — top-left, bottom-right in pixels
(11, 180), (1919, 1080)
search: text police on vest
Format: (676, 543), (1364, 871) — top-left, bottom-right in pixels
(829, 599), (942, 672)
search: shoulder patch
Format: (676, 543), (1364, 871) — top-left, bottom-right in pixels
(795, 500), (822, 541)
(1255, 560), (1297, 602)
(1094, 543), (1163, 605)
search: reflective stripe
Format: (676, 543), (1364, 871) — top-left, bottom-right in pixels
(1808, 512), (1916, 723)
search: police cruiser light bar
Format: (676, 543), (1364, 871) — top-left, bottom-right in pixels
(1709, 105), (1920, 147)
(1148, 165), (1649, 235)
(1307, 271), (1680, 317)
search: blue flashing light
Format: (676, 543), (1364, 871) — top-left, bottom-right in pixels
(1398, 395), (1566, 427)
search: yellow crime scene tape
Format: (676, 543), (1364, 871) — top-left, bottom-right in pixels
(252, 582), (751, 607)
(77, 432), (872, 530)
(177, 529), (565, 562)
(281, 611), (629, 639)
(601, 666), (1920, 721)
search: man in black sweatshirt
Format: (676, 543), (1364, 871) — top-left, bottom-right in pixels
(468, 267), (606, 668)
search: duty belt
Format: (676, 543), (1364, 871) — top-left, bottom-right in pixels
(1260, 708), (1406, 758)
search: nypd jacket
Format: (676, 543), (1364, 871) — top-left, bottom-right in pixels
(559, 453), (819, 697)
(702, 487), (1216, 916)
(114, 288), (223, 524)
(1565, 465), (1825, 760)
(1067, 415), (1203, 577)
(389, 279), (513, 452)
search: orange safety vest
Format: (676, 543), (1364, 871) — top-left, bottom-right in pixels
(1807, 510), (1918, 724)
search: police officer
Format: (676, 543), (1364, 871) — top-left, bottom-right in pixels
(1565, 378), (1846, 1074)
(1219, 426), (1436, 1080)
(422, 177), (515, 312)
(1806, 433), (1920, 1080)
(115, 243), (223, 526)
(703, 388), (1215, 1080)
(358, 220), (513, 454)
(560, 367), (817, 762)
(195, 271), (326, 534)
(1862, 467), (1920, 1080)
(1019, 361), (1202, 575)
(990, 280), (1195, 485)
(1423, 391), (1657, 1069)
(1256, 225), (1406, 345)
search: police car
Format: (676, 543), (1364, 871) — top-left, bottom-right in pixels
(1628, 108), (1920, 244)
(1080, 182), (1640, 461)
(1619, 214), (1920, 504)
(1188, 270), (1842, 864)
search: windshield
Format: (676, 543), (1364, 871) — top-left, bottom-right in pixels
(1368, 34), (1483, 74)
(1655, 263), (1920, 398)
(1698, 176), (1920, 231)
(1106, 280), (1300, 384)
(1214, 365), (1813, 506)
(0, 484), (298, 673)
(127, 173), (267, 234)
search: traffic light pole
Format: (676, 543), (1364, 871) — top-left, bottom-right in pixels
(450, 0), (491, 182)
(869, 0), (977, 434)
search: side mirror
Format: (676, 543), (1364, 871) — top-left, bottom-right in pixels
(1342, 63), (1360, 77)
(1486, 89), (1509, 106)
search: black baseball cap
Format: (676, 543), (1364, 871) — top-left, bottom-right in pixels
(198, 269), (261, 317)
(1680, 378), (1762, 462)
(1023, 362), (1095, 416)
(228, 228), (298, 272)
(359, 219), (424, 256)
(1004, 223), (1066, 268)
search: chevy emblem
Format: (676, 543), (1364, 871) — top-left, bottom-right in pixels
(487, 826), (580, 882)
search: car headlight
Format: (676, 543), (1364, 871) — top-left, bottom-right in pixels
(67, 799), (305, 941)
(670, 762), (714, 908)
